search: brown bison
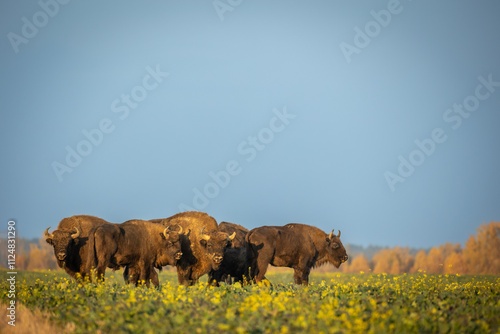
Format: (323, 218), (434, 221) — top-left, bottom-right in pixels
(44, 215), (111, 280)
(247, 223), (348, 285)
(86, 220), (183, 287)
(150, 211), (235, 286)
(208, 222), (250, 286)
(121, 223), (183, 286)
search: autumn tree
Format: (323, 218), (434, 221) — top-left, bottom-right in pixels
(411, 249), (428, 273)
(373, 247), (414, 274)
(439, 243), (461, 259)
(16, 253), (29, 270)
(444, 251), (466, 274)
(462, 222), (500, 274)
(426, 247), (445, 274)
(343, 254), (371, 273)
(26, 238), (58, 270)
(396, 247), (414, 272)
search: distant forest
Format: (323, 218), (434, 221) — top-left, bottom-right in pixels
(1, 222), (498, 275)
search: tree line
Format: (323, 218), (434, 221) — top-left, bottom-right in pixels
(1, 221), (498, 275)
(340, 222), (500, 275)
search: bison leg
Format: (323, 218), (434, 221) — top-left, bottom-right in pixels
(123, 266), (130, 283)
(124, 266), (141, 285)
(94, 247), (109, 281)
(150, 268), (159, 287)
(176, 265), (193, 286)
(137, 264), (153, 287)
(293, 268), (311, 286)
(95, 265), (107, 281)
(207, 270), (219, 287)
(93, 229), (117, 282)
(187, 274), (199, 286)
(63, 267), (79, 281)
(293, 269), (303, 285)
(208, 269), (227, 287)
(245, 251), (268, 284)
(247, 248), (271, 284)
(254, 258), (270, 283)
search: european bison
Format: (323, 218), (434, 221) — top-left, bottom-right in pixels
(44, 215), (111, 280)
(247, 223), (348, 285)
(150, 211), (235, 286)
(208, 222), (250, 286)
(86, 220), (183, 287)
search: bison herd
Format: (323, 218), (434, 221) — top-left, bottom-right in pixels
(44, 211), (348, 287)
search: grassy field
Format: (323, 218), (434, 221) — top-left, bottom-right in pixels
(1, 269), (499, 333)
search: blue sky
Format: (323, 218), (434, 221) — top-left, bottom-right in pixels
(1, 0), (499, 248)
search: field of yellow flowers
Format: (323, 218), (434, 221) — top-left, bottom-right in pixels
(1, 269), (499, 333)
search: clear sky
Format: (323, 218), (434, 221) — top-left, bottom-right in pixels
(1, 1), (499, 248)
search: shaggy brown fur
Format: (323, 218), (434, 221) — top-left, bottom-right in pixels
(208, 221), (250, 285)
(247, 223), (348, 285)
(151, 211), (234, 286)
(44, 215), (111, 280)
(86, 219), (183, 287)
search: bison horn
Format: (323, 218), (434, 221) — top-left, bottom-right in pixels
(227, 232), (236, 241)
(337, 230), (341, 238)
(200, 227), (210, 241)
(163, 228), (170, 240)
(71, 227), (80, 239)
(329, 229), (335, 240)
(165, 225), (172, 232)
(44, 227), (54, 239)
(177, 225), (183, 234)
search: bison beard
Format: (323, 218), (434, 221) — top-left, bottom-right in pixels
(247, 223), (348, 285)
(86, 220), (183, 287)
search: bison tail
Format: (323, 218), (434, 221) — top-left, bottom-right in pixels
(86, 226), (99, 280)
(245, 231), (258, 282)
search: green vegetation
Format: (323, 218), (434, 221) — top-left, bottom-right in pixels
(1, 270), (499, 333)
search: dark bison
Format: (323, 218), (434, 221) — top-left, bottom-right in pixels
(247, 223), (348, 285)
(44, 215), (111, 280)
(150, 211), (235, 286)
(208, 222), (250, 286)
(86, 220), (183, 287)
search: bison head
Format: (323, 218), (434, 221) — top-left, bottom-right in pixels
(199, 227), (236, 270)
(325, 229), (348, 268)
(157, 225), (184, 266)
(44, 226), (81, 263)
